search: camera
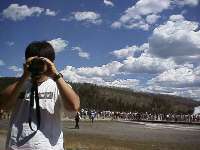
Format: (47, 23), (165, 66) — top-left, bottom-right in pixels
(28, 58), (46, 77)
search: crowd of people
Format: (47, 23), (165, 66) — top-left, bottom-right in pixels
(0, 109), (10, 120)
(80, 108), (200, 123)
(1, 108), (200, 123)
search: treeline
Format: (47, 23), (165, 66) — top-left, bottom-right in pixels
(0, 77), (200, 114)
(71, 82), (199, 114)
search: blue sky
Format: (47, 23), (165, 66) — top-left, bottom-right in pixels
(0, 0), (200, 101)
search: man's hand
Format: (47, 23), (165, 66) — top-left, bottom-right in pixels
(0, 57), (37, 108)
(22, 56), (37, 80)
(40, 57), (59, 79)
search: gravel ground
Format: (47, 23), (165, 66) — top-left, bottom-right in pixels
(63, 120), (200, 143)
(0, 119), (200, 150)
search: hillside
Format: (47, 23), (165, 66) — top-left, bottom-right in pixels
(0, 77), (200, 114)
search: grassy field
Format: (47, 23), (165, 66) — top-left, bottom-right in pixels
(0, 120), (200, 150)
(63, 133), (199, 150)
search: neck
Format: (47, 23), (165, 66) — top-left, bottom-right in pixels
(32, 75), (48, 84)
(38, 75), (48, 83)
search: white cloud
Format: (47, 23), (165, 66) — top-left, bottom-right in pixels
(120, 53), (177, 74)
(75, 61), (123, 77)
(59, 50), (200, 100)
(61, 46), (177, 85)
(111, 45), (139, 59)
(111, 19), (149, 31)
(72, 47), (90, 59)
(59, 61), (124, 87)
(2, 4), (56, 21)
(60, 66), (80, 82)
(111, 0), (199, 30)
(0, 59), (5, 66)
(60, 18), (68, 21)
(60, 65), (139, 89)
(174, 0), (199, 6)
(71, 11), (102, 25)
(148, 65), (200, 88)
(149, 14), (200, 64)
(144, 85), (197, 98)
(104, 79), (140, 89)
(111, 21), (122, 28)
(103, 0), (114, 7)
(45, 9), (57, 16)
(8, 65), (23, 72)
(110, 43), (176, 74)
(15, 72), (23, 77)
(145, 14), (160, 24)
(145, 80), (200, 101)
(111, 43), (149, 59)
(111, 0), (170, 30)
(2, 4), (44, 21)
(133, 0), (170, 15)
(60, 66), (106, 83)
(48, 38), (68, 53)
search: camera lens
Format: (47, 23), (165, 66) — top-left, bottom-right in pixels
(28, 58), (45, 77)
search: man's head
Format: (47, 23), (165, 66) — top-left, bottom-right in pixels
(25, 41), (55, 78)
(25, 41), (55, 61)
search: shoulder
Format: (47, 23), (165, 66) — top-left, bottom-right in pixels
(46, 78), (73, 88)
(38, 78), (58, 93)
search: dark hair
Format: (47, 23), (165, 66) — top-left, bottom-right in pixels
(25, 41), (55, 61)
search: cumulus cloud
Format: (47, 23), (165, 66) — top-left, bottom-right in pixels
(59, 50), (200, 100)
(48, 38), (68, 53)
(145, 14), (160, 24)
(110, 43), (176, 74)
(105, 79), (140, 89)
(71, 11), (102, 25)
(111, 21), (122, 29)
(148, 65), (200, 88)
(103, 0), (114, 7)
(60, 65), (139, 89)
(8, 65), (23, 72)
(174, 0), (199, 6)
(75, 61), (123, 77)
(110, 43), (149, 59)
(2, 4), (56, 21)
(72, 47), (90, 59)
(144, 84), (200, 101)
(120, 53), (177, 74)
(111, 0), (199, 30)
(149, 14), (200, 64)
(60, 66), (104, 83)
(143, 84), (199, 99)
(177, 88), (200, 101)
(59, 61), (124, 87)
(45, 9), (57, 16)
(111, 0), (170, 30)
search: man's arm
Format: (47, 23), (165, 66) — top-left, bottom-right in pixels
(56, 78), (80, 111)
(41, 57), (80, 112)
(0, 57), (34, 108)
(0, 76), (27, 108)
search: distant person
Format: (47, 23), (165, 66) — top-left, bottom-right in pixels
(75, 112), (80, 129)
(91, 111), (96, 123)
(0, 41), (80, 150)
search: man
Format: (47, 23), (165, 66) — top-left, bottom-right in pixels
(75, 112), (80, 129)
(0, 41), (80, 150)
